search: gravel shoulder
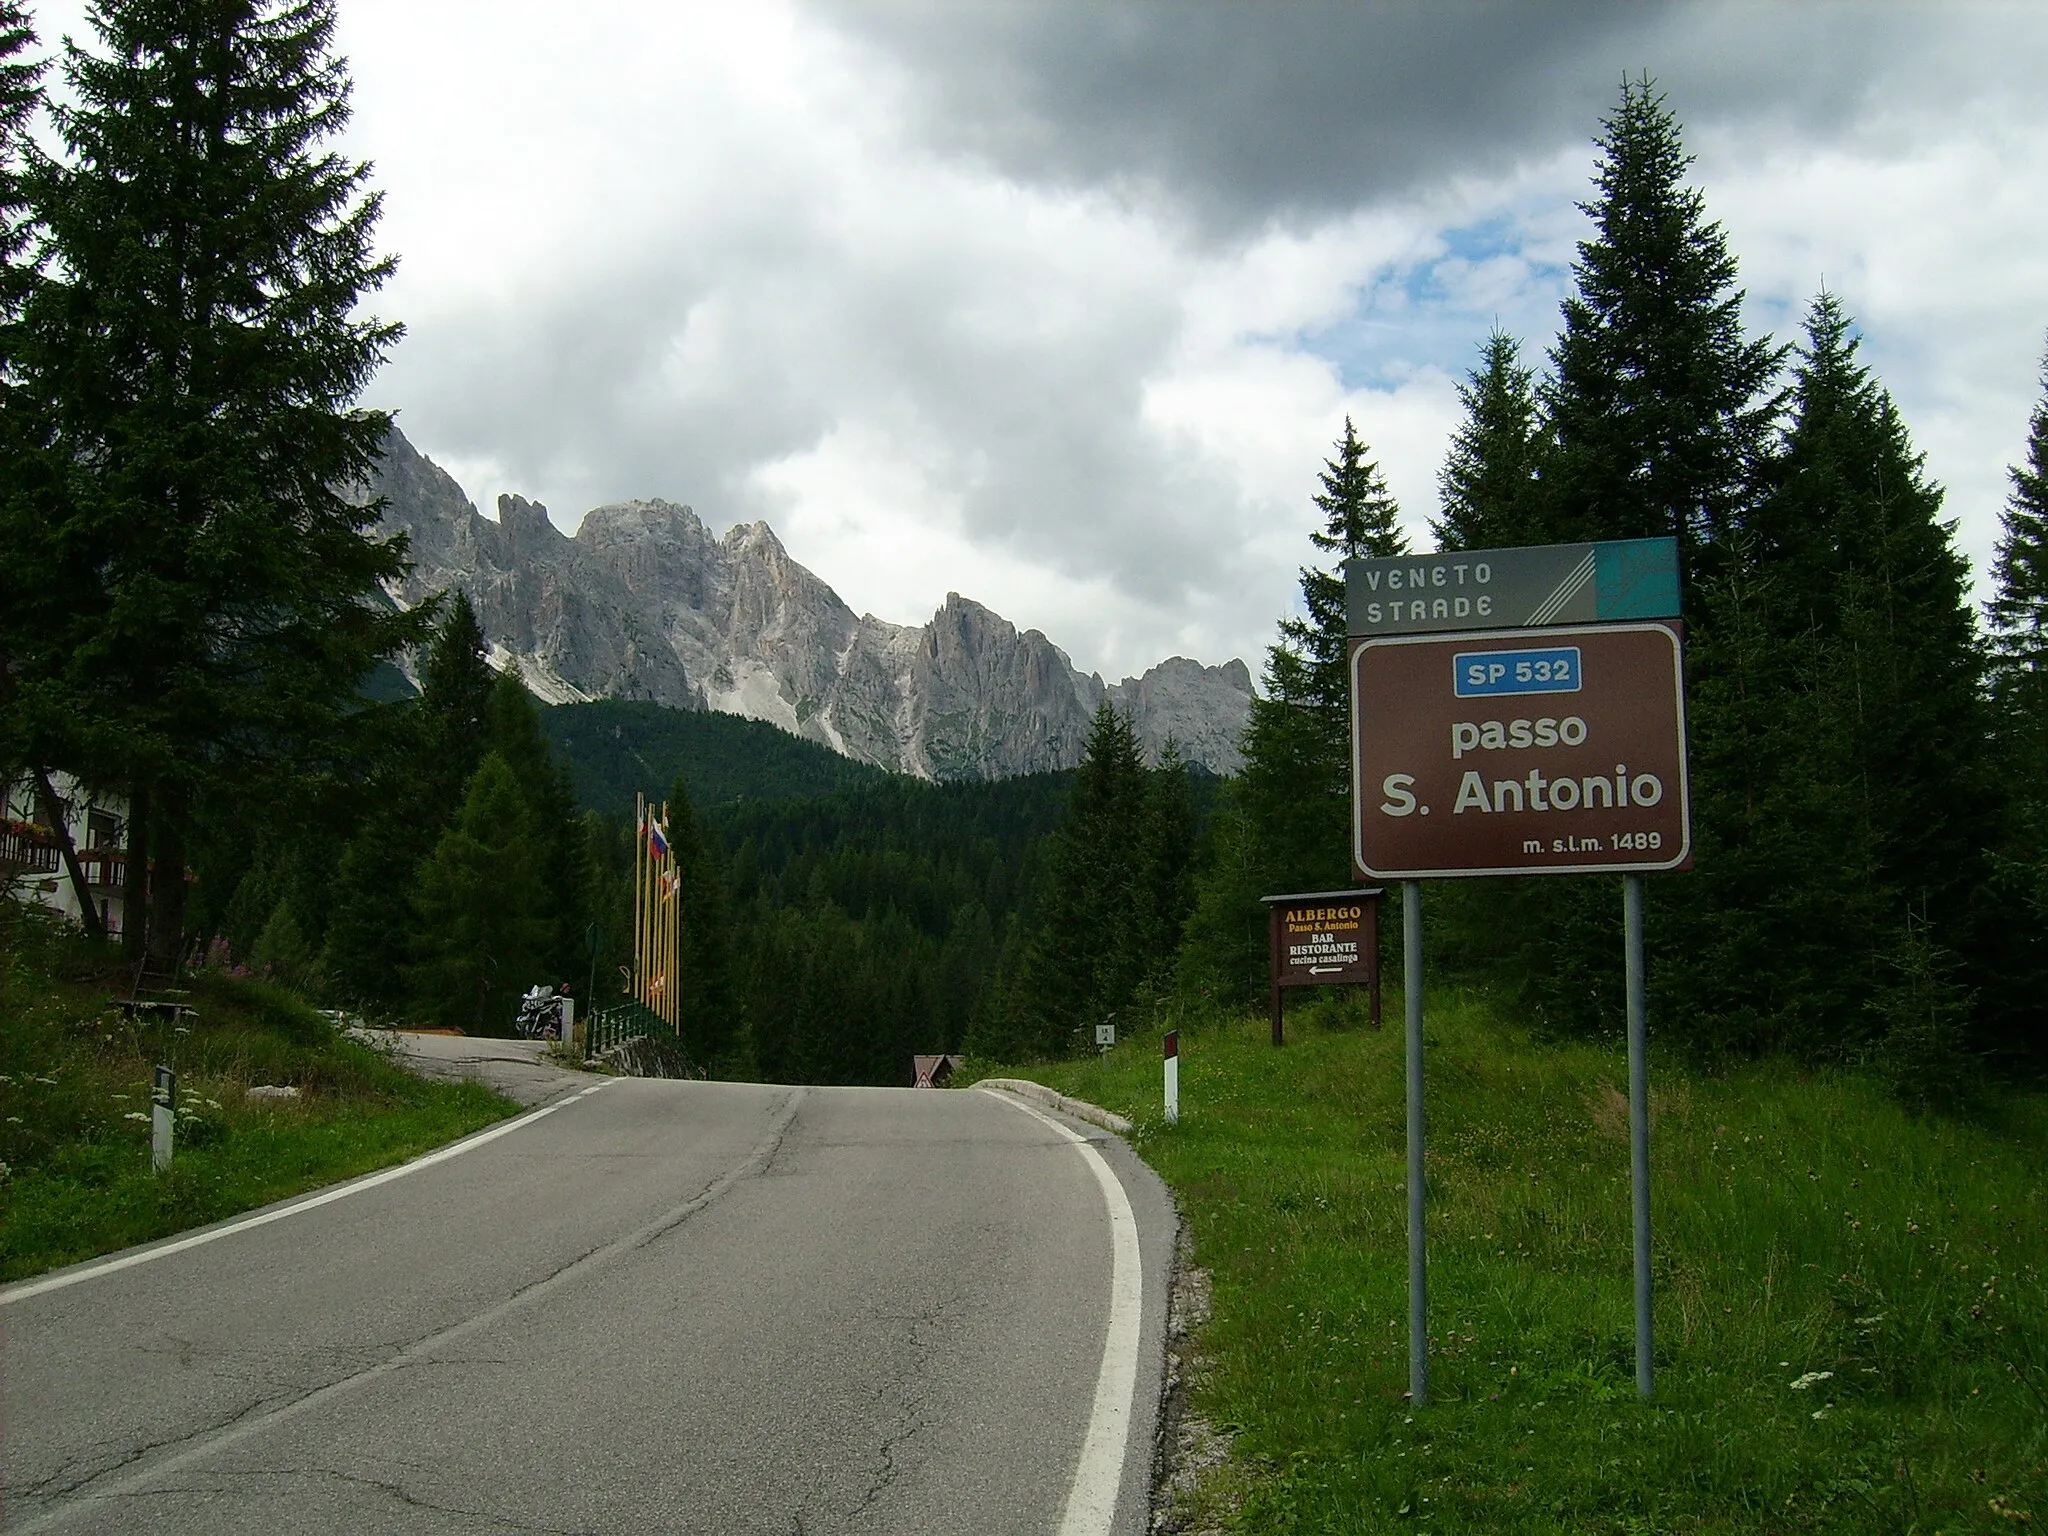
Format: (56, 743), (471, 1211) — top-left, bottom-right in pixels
(356, 1029), (601, 1107)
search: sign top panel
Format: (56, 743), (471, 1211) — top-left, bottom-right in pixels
(1346, 537), (1679, 637)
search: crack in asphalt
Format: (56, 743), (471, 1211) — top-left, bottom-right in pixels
(270, 1464), (596, 1533)
(840, 1290), (963, 1530)
(9, 1089), (808, 1536)
(11, 1384), (312, 1503)
(47, 1466), (593, 1535)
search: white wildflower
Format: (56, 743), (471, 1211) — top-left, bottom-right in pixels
(123, 1111), (149, 1122)
(1789, 1371), (1834, 1391)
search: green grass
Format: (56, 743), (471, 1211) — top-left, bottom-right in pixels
(974, 990), (2048, 1533)
(0, 905), (518, 1283)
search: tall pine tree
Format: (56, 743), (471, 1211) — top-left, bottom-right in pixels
(1667, 295), (1985, 1062)
(663, 773), (742, 1074)
(1540, 75), (1782, 570)
(1446, 79), (1785, 1036)
(405, 755), (549, 1035)
(1003, 703), (1186, 1058)
(1978, 342), (2048, 1065)
(322, 595), (494, 1008)
(1987, 344), (2048, 747)
(1181, 420), (1405, 1004)
(15, 0), (419, 965)
(1434, 330), (1545, 553)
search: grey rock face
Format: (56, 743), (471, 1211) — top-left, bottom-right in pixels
(363, 426), (1253, 778)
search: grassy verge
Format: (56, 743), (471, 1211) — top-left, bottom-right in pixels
(976, 989), (2047, 1533)
(1, 904), (517, 1283)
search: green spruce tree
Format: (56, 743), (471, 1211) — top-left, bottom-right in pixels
(1540, 75), (1782, 566)
(1670, 295), (1988, 1065)
(321, 597), (494, 1007)
(1434, 330), (1545, 552)
(1976, 341), (2048, 1065)
(1452, 79), (1785, 1037)
(417, 592), (495, 818)
(1013, 703), (1151, 1056)
(406, 755), (549, 1035)
(663, 773), (742, 1074)
(15, 0), (419, 966)
(1181, 420), (1405, 1004)
(486, 671), (593, 984)
(1987, 344), (2048, 749)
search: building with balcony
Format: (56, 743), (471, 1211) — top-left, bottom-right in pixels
(1, 772), (131, 938)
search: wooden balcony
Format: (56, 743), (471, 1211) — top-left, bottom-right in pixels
(77, 847), (127, 889)
(1, 825), (61, 875)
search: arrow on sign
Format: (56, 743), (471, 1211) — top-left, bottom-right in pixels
(1309, 964), (1346, 975)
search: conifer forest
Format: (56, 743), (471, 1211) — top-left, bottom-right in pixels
(1, 14), (2044, 1097)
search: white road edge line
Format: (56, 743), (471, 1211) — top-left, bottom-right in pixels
(980, 1087), (1143, 1536)
(0, 1081), (614, 1307)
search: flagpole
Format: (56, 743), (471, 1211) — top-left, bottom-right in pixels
(688, 843), (696, 1048)
(634, 798), (643, 1015)
(632, 793), (643, 1009)
(662, 801), (676, 1032)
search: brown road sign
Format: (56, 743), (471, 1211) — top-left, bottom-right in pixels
(1262, 889), (1383, 1043)
(1265, 891), (1380, 987)
(1352, 621), (1691, 879)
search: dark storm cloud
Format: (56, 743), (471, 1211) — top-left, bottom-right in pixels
(808, 1), (1991, 234)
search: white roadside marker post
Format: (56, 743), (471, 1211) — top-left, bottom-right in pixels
(151, 1063), (176, 1172)
(1163, 1030), (1179, 1124)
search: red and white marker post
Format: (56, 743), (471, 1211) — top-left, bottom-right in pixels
(1163, 1030), (1180, 1125)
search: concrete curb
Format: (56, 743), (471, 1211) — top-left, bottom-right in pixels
(976, 1078), (1135, 1136)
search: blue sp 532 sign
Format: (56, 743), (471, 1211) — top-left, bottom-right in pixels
(1454, 646), (1581, 698)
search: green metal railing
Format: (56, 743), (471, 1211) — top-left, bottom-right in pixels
(584, 1000), (673, 1057)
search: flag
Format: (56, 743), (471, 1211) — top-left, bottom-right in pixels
(649, 818), (670, 859)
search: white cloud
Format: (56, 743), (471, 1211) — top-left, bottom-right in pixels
(24, 0), (2048, 678)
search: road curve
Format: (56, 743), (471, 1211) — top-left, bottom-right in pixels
(1, 1078), (1176, 1534)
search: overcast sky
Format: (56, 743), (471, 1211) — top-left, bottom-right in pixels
(41, 1), (2048, 680)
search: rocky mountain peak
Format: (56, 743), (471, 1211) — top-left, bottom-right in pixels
(362, 425), (1254, 779)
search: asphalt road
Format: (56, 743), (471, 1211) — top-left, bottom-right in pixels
(1, 1076), (1177, 1534)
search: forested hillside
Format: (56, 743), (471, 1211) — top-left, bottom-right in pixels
(541, 698), (886, 813)
(8, 47), (2044, 1096)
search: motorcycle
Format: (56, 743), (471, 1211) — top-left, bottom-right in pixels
(516, 985), (567, 1041)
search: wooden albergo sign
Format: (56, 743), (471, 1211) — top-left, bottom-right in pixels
(1351, 621), (1691, 880)
(1261, 889), (1383, 1044)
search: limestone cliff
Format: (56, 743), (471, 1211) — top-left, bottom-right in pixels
(365, 426), (1253, 779)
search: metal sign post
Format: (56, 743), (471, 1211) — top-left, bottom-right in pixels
(1625, 873), (1652, 1395)
(1348, 536), (1686, 1404)
(1163, 1030), (1180, 1125)
(1403, 881), (1427, 1406)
